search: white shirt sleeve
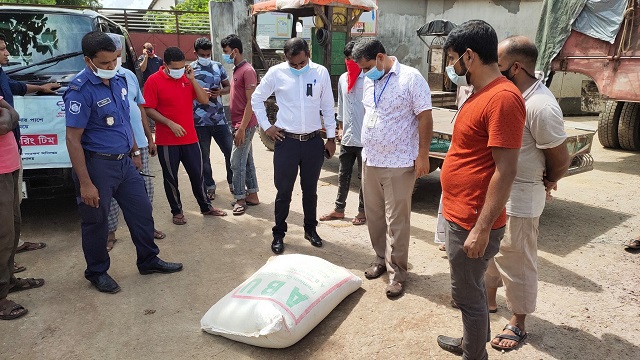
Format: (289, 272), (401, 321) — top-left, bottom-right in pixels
(531, 103), (567, 149)
(337, 75), (344, 123)
(320, 68), (336, 138)
(251, 69), (276, 131)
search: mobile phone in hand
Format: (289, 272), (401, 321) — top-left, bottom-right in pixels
(324, 148), (331, 159)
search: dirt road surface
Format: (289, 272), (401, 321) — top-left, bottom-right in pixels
(2, 116), (639, 360)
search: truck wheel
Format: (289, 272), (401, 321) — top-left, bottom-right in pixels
(259, 127), (275, 151)
(260, 100), (278, 151)
(597, 100), (623, 149)
(618, 102), (640, 151)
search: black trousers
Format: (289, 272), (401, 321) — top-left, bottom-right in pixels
(335, 145), (364, 213)
(272, 135), (324, 238)
(72, 156), (159, 280)
(157, 143), (211, 215)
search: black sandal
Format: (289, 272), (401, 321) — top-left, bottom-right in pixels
(0, 299), (28, 320)
(491, 324), (527, 351)
(8, 278), (45, 293)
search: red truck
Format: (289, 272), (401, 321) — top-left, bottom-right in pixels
(545, 0), (640, 151)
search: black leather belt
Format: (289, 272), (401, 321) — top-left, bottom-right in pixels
(87, 151), (127, 160)
(283, 130), (319, 141)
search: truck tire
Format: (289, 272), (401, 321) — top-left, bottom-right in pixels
(618, 102), (640, 151)
(259, 100), (279, 152)
(259, 127), (275, 151)
(597, 100), (623, 149)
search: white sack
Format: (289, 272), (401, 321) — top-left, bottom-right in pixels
(201, 254), (362, 348)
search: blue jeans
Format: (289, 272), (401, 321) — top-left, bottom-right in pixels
(231, 126), (259, 200)
(196, 125), (233, 191)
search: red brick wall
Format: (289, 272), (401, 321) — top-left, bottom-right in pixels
(129, 33), (211, 62)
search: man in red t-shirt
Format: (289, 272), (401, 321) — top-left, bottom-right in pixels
(144, 47), (227, 225)
(435, 20), (526, 360)
(220, 34), (260, 215)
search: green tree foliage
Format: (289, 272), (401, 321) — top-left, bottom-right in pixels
(145, 0), (210, 34)
(1, 13), (57, 63)
(12, 0), (102, 7)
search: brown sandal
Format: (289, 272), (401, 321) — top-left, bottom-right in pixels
(153, 229), (166, 239)
(202, 207), (227, 216)
(0, 299), (28, 320)
(386, 281), (404, 298)
(9, 278), (45, 293)
(14, 262), (26, 273)
(107, 232), (117, 251)
(352, 216), (367, 225)
(364, 264), (387, 279)
(320, 212), (344, 221)
(16, 241), (46, 253)
(172, 214), (187, 225)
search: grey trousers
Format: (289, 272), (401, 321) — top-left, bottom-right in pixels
(445, 220), (504, 360)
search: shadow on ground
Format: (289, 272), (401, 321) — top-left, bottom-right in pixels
(527, 315), (639, 360)
(539, 199), (632, 256)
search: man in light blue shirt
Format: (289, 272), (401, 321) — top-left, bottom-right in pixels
(320, 41), (366, 225)
(106, 34), (165, 250)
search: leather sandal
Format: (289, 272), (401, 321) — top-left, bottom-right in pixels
(9, 278), (45, 293)
(385, 281), (404, 298)
(0, 299), (28, 320)
(491, 324), (528, 351)
(364, 264), (387, 279)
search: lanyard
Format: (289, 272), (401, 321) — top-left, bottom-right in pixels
(373, 73), (392, 109)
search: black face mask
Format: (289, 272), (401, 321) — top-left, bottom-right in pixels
(501, 63), (514, 81)
(502, 62), (538, 81)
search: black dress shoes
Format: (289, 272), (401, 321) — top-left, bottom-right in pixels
(88, 273), (121, 294)
(271, 238), (285, 254)
(304, 230), (323, 248)
(139, 259), (183, 275)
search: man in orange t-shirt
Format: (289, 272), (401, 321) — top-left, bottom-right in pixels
(436, 20), (526, 360)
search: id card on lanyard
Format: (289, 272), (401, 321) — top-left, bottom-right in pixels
(366, 73), (392, 128)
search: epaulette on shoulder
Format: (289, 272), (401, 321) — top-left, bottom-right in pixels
(68, 73), (89, 91)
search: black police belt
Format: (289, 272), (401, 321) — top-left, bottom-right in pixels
(86, 151), (128, 161)
(283, 130), (319, 141)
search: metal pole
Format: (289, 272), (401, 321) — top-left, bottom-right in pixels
(175, 11), (181, 47)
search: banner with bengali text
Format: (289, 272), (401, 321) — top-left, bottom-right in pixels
(13, 96), (72, 169)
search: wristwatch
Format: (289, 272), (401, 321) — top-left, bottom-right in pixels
(131, 150), (141, 157)
(326, 138), (335, 142)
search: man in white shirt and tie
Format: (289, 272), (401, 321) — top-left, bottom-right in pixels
(251, 38), (336, 254)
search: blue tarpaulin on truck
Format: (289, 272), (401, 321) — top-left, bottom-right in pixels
(535, 0), (628, 74)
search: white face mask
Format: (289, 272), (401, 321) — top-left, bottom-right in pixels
(168, 67), (185, 79)
(197, 56), (212, 66)
(90, 59), (118, 80)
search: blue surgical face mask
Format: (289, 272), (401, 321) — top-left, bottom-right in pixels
(364, 57), (384, 81)
(90, 59), (118, 80)
(222, 51), (235, 64)
(197, 56), (212, 66)
(168, 67), (185, 79)
(290, 62), (310, 76)
(446, 53), (470, 87)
